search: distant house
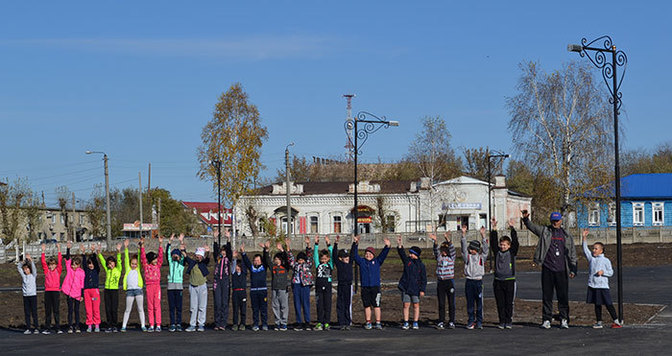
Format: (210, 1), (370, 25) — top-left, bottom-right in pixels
(182, 201), (233, 231)
(578, 173), (672, 228)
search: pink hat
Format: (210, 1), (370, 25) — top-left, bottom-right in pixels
(365, 247), (375, 255)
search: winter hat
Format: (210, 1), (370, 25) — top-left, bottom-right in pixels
(550, 212), (562, 221)
(297, 251), (307, 261)
(195, 247), (205, 257)
(365, 247), (376, 255)
(338, 249), (349, 258)
(171, 248), (181, 257)
(409, 246), (422, 257)
(273, 252), (284, 260)
(146, 251), (157, 263)
(468, 240), (481, 252)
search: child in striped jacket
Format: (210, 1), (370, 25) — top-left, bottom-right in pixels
(429, 231), (456, 329)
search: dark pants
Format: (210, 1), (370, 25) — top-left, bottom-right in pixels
(232, 290), (247, 326)
(67, 296), (81, 328)
(23, 295), (38, 330)
(541, 267), (569, 322)
(336, 283), (352, 326)
(316, 283), (332, 325)
(250, 289), (268, 327)
(437, 279), (456, 324)
(465, 279), (483, 325)
(104, 289), (119, 327)
(293, 283), (311, 324)
(595, 304), (618, 322)
(168, 289), (183, 326)
(213, 278), (230, 328)
(493, 279), (516, 324)
(44, 291), (60, 330)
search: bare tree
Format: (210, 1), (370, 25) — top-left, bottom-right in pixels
(507, 61), (612, 215)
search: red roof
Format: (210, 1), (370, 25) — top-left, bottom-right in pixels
(182, 201), (232, 226)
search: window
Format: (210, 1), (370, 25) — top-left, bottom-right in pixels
(281, 217), (293, 234)
(310, 216), (319, 234)
(60, 215), (64, 224)
(588, 203), (600, 226)
(385, 215), (395, 233)
(333, 216), (342, 233)
(258, 219), (266, 234)
(653, 202), (664, 226)
(607, 202), (616, 226)
(51, 215), (56, 224)
(632, 202), (644, 226)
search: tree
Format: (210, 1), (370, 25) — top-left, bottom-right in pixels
(197, 83), (268, 207)
(0, 178), (32, 243)
(24, 192), (42, 242)
(507, 61), (612, 215)
(462, 147), (505, 182)
(622, 143), (672, 175)
(55, 185), (71, 240)
(506, 160), (561, 224)
(86, 184), (106, 238)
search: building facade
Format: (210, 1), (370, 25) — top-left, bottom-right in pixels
(0, 207), (93, 243)
(234, 175), (532, 237)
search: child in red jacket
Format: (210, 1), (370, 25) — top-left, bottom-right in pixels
(140, 236), (164, 332)
(63, 241), (85, 333)
(41, 243), (63, 334)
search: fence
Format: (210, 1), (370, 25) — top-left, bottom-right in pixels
(4, 227), (672, 262)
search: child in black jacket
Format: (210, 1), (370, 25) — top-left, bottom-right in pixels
(396, 236), (427, 330)
(490, 218), (519, 329)
(332, 235), (355, 330)
(231, 250), (247, 331)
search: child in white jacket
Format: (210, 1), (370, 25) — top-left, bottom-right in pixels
(582, 230), (621, 329)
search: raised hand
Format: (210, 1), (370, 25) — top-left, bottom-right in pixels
(428, 233), (437, 242)
(461, 225), (468, 236)
(169, 234), (175, 243)
(443, 231), (451, 243)
(233, 250), (239, 259)
(521, 209), (530, 219)
(304, 236), (310, 246)
(225, 230), (231, 240)
(214, 229), (220, 238)
(179, 233), (185, 243)
(264, 241), (271, 249)
(353, 235), (360, 244)
(25, 253), (31, 261)
(314, 235), (319, 245)
(582, 229), (589, 241)
(158, 235), (164, 244)
(204, 245), (210, 253)
(240, 243), (246, 253)
(41, 244), (46, 253)
(335, 235), (340, 243)
(508, 218), (515, 228)
(67, 240), (73, 249)
(139, 238), (144, 247)
(479, 226), (486, 238)
(276, 242), (284, 252)
(56, 243), (60, 252)
(397, 235), (402, 247)
(123, 239), (129, 248)
(491, 218), (497, 229)
(325, 235), (330, 246)
(383, 236), (391, 247)
(116, 243), (122, 251)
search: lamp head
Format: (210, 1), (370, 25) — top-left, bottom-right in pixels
(568, 44), (583, 53)
(85, 150), (92, 154)
(388, 121), (399, 127)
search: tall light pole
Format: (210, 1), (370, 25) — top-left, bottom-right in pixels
(569, 35), (627, 322)
(487, 149), (509, 233)
(345, 110), (399, 293)
(86, 150), (112, 245)
(210, 159), (222, 246)
(285, 143), (295, 240)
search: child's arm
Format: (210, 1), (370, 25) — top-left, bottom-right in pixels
(332, 242), (339, 266)
(509, 220), (520, 256)
(430, 233), (440, 259)
(306, 245), (314, 268)
(460, 225), (468, 258)
(480, 227), (489, 258)
(327, 244), (334, 269)
(351, 237), (363, 265)
(376, 237), (391, 265)
(490, 219), (499, 253)
(97, 252), (108, 273)
(263, 244), (270, 269)
(396, 235), (408, 264)
(313, 237), (319, 267)
(581, 230), (593, 261)
(420, 262), (427, 296)
(16, 260), (25, 276)
(602, 258), (614, 278)
(41, 244), (48, 271)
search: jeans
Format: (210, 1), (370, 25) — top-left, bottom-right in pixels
(250, 289), (268, 327)
(167, 289), (183, 326)
(293, 283), (311, 324)
(465, 279), (483, 325)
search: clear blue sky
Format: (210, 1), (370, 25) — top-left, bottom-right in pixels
(1, 1), (670, 207)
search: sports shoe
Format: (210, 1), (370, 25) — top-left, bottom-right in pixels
(185, 326), (196, 332)
(448, 322), (456, 329)
(67, 327), (74, 334)
(176, 325), (183, 332)
(466, 323), (475, 330)
(401, 322), (410, 330)
(279, 324), (288, 331)
(237, 325), (245, 331)
(57, 329), (64, 334)
(324, 323), (330, 330)
(374, 322), (383, 330)
(611, 322), (623, 329)
(86, 326), (92, 333)
(197, 326), (205, 332)
(364, 322), (373, 330)
(24, 329), (32, 335)
(593, 322), (603, 329)
(120, 327), (127, 333)
(169, 324), (176, 332)
(147, 326), (154, 333)
(498, 323), (505, 330)
(231, 324), (239, 331)
(304, 323), (312, 331)
(105, 327), (113, 333)
(293, 324), (303, 331)
(155, 326), (161, 332)
(262, 325), (268, 331)
(314, 323), (323, 331)
(436, 322), (445, 330)
(412, 322), (419, 330)
(476, 323), (483, 329)
(94, 325), (100, 333)
(33, 329), (40, 334)
(252, 325), (260, 331)
(141, 326), (148, 332)
(561, 319), (569, 329)
(540, 320), (551, 329)
(42, 329), (51, 335)
(505, 324), (513, 329)
(75, 327), (81, 333)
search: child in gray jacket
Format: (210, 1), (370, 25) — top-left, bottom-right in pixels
(582, 230), (622, 329)
(18, 254), (38, 334)
(461, 225), (489, 330)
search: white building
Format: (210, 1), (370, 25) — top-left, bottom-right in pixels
(234, 175), (531, 237)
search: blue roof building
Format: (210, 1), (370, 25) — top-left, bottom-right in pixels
(578, 173), (672, 228)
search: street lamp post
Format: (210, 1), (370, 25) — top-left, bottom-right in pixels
(569, 35), (627, 322)
(285, 143), (295, 241)
(486, 150), (509, 233)
(345, 111), (399, 292)
(211, 160), (222, 246)
(85, 150), (112, 245)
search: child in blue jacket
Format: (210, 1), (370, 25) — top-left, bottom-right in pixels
(352, 234), (391, 330)
(396, 236), (427, 330)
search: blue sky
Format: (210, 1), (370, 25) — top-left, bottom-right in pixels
(1, 1), (670, 207)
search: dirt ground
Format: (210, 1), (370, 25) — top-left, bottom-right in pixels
(1, 242), (668, 330)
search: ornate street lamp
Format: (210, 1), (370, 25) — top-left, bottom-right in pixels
(569, 35), (627, 322)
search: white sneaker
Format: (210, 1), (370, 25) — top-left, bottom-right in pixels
(540, 320), (551, 329)
(561, 319), (569, 329)
(592, 322), (603, 329)
(24, 329), (32, 335)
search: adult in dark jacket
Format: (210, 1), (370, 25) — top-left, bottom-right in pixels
(523, 210), (578, 329)
(396, 236), (426, 330)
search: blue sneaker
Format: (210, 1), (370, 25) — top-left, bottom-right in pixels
(401, 322), (410, 330)
(412, 322), (419, 330)
(364, 322), (373, 330)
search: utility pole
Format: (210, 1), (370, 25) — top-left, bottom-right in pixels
(139, 172), (143, 239)
(157, 198), (161, 237)
(72, 192), (76, 242)
(285, 143), (295, 239)
(85, 151), (112, 244)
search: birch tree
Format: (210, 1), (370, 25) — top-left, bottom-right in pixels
(507, 61), (612, 215)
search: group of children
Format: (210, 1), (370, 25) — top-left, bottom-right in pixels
(16, 221), (621, 333)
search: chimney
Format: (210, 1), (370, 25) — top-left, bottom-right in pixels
(494, 175), (506, 188)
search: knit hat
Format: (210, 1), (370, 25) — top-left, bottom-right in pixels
(338, 249), (349, 258)
(468, 240), (481, 252)
(409, 246), (422, 257)
(195, 247), (205, 257)
(146, 251), (157, 263)
(171, 248), (181, 257)
(365, 247), (376, 255)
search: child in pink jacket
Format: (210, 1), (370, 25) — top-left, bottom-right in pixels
(140, 237), (164, 332)
(62, 241), (85, 333)
(41, 243), (63, 334)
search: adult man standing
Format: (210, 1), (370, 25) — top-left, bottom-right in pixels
(522, 210), (577, 329)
